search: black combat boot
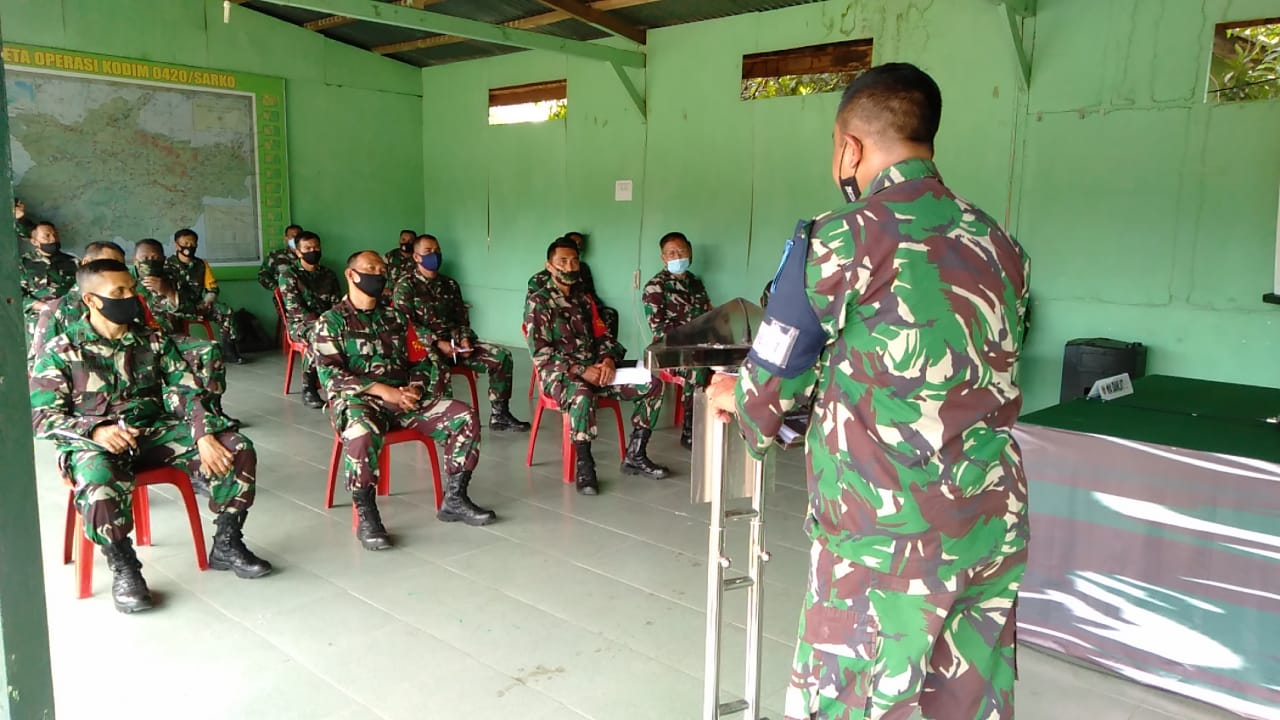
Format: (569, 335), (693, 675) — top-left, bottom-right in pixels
(622, 429), (671, 479)
(488, 399), (531, 432)
(574, 441), (599, 495)
(102, 537), (154, 614)
(301, 368), (324, 409)
(211, 396), (242, 431)
(437, 471), (498, 526)
(352, 485), (391, 551)
(208, 510), (273, 579)
(220, 335), (245, 365)
(680, 400), (694, 450)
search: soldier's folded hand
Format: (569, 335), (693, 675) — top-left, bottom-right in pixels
(581, 366), (603, 386)
(597, 359), (616, 386)
(707, 372), (739, 423)
(196, 434), (234, 477)
(92, 422), (139, 455)
(401, 384), (423, 410)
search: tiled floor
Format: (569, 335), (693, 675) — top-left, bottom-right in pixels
(29, 350), (1244, 719)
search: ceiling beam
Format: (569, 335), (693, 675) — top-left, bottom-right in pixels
(533, 0), (645, 45)
(303, 0), (436, 32)
(372, 0), (655, 56)
(255, 0), (644, 66)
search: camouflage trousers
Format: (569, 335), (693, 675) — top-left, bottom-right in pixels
(784, 543), (1026, 720)
(333, 396), (479, 491)
(62, 425), (257, 546)
(448, 342), (514, 402)
(174, 334), (226, 397)
(187, 300), (238, 343)
(663, 367), (710, 410)
(541, 373), (664, 443)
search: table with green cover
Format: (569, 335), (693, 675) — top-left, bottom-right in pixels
(1015, 375), (1280, 719)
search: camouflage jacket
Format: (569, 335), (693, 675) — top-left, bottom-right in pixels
(29, 295), (84, 365)
(391, 270), (476, 349)
(257, 247), (296, 290)
(165, 255), (219, 306)
(15, 216), (35, 241)
(642, 269), (713, 340)
(312, 298), (443, 409)
(524, 272), (624, 380)
(527, 261), (598, 300)
(277, 263), (341, 336)
(30, 316), (228, 449)
(19, 250), (78, 319)
(383, 247), (416, 287)
(734, 158), (1031, 581)
(132, 265), (190, 333)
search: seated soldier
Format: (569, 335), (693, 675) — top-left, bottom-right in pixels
(29, 241), (127, 366)
(134, 238), (239, 432)
(383, 229), (417, 288)
(166, 228), (245, 364)
(278, 231), (341, 409)
(256, 223), (303, 291)
(526, 231), (619, 339)
(642, 232), (714, 449)
(391, 233), (529, 432)
(29, 259), (271, 614)
(19, 220), (77, 340)
(525, 237), (671, 496)
(312, 251), (497, 551)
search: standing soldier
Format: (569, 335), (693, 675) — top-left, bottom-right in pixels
(392, 233), (529, 431)
(257, 223), (303, 290)
(30, 259), (272, 614)
(19, 220), (77, 340)
(709, 64), (1031, 720)
(278, 231), (341, 409)
(166, 228), (244, 364)
(525, 237), (670, 496)
(312, 250), (497, 551)
(383, 229), (418, 287)
(642, 231), (714, 449)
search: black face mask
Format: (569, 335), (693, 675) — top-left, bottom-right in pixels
(352, 271), (387, 298)
(38, 241), (61, 255)
(92, 294), (141, 325)
(300, 250), (322, 266)
(135, 260), (162, 278)
(176, 246), (196, 258)
(838, 138), (862, 203)
(399, 242), (413, 254)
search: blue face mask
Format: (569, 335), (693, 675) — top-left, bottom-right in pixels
(666, 258), (691, 275)
(420, 251), (442, 272)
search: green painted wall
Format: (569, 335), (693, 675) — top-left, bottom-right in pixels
(0, 0), (425, 327)
(423, 0), (1280, 410)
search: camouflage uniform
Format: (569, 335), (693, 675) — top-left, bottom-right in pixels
(312, 297), (479, 491)
(527, 262), (619, 339)
(277, 262), (341, 346)
(392, 269), (514, 402)
(19, 249), (77, 337)
(734, 159), (1031, 720)
(642, 268), (714, 405)
(29, 318), (254, 546)
(131, 265), (229, 400)
(524, 272), (663, 442)
(165, 254), (238, 344)
(257, 247), (297, 291)
(383, 247), (416, 288)
(15, 215), (35, 241)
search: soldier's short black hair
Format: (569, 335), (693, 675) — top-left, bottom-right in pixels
(346, 250), (379, 270)
(659, 232), (690, 250)
(296, 231), (321, 245)
(136, 238), (164, 255)
(83, 241), (125, 262)
(547, 237), (579, 260)
(285, 224), (303, 234)
(837, 62), (942, 148)
(565, 231), (585, 241)
(174, 228), (198, 243)
(77, 258), (131, 292)
(400, 229), (416, 237)
(33, 220), (56, 232)
(414, 233), (438, 248)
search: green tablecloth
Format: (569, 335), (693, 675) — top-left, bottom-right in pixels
(1019, 375), (1280, 464)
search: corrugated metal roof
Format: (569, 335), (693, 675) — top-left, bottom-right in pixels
(241, 0), (825, 68)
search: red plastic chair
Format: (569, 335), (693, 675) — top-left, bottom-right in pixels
(180, 317), (217, 342)
(450, 365), (480, 409)
(275, 289), (310, 395)
(658, 370), (686, 428)
(62, 466), (208, 599)
(525, 384), (627, 484)
(324, 428), (444, 532)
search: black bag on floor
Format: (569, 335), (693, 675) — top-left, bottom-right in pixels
(234, 309), (273, 353)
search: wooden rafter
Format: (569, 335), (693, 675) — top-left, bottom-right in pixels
(372, 0), (656, 56)
(533, 0), (645, 45)
(303, 0), (436, 32)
